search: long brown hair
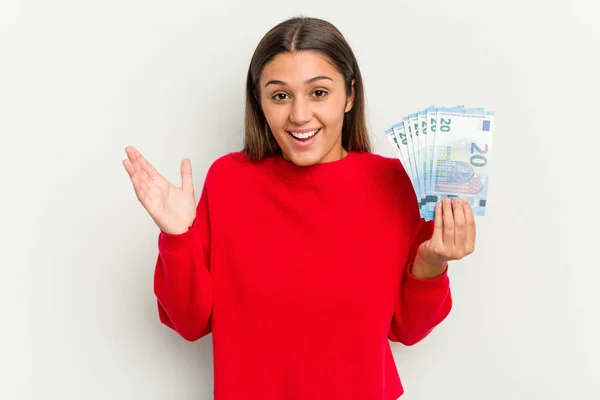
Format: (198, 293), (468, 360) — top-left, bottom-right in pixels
(243, 16), (372, 162)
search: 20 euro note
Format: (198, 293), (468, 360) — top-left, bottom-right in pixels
(429, 107), (494, 217)
(384, 126), (413, 189)
(423, 105), (476, 217)
(392, 121), (421, 200)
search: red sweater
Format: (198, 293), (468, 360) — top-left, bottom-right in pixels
(154, 150), (452, 400)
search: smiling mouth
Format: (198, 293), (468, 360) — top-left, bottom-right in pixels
(287, 128), (321, 141)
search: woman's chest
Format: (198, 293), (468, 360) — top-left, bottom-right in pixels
(209, 185), (413, 315)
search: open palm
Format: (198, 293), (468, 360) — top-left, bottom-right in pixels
(123, 146), (196, 235)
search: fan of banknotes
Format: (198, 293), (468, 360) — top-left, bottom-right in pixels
(384, 105), (494, 221)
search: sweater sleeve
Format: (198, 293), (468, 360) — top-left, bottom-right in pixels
(389, 173), (452, 346)
(388, 218), (452, 345)
(153, 181), (213, 342)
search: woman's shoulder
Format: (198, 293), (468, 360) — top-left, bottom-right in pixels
(354, 151), (409, 184)
(205, 151), (252, 177)
(204, 150), (277, 188)
(209, 150), (248, 167)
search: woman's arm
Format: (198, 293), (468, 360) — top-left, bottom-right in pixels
(388, 217), (452, 346)
(153, 182), (213, 342)
(389, 196), (476, 345)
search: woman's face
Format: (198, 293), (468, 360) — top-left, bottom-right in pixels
(259, 50), (354, 166)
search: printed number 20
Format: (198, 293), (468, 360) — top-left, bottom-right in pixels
(471, 143), (488, 167)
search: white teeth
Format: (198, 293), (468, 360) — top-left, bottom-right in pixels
(289, 129), (319, 139)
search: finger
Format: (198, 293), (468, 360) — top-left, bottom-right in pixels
(180, 158), (193, 193)
(138, 162), (152, 185)
(125, 146), (137, 161)
(138, 166), (151, 194)
(125, 146), (141, 169)
(126, 146), (144, 178)
(431, 201), (444, 246)
(123, 159), (144, 201)
(442, 197), (454, 247)
(124, 148), (152, 198)
(123, 155), (139, 184)
(123, 159), (135, 178)
(463, 198), (476, 253)
(124, 159), (141, 195)
(127, 146), (159, 180)
(453, 198), (466, 254)
(137, 151), (159, 180)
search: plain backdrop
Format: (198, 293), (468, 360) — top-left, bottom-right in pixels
(1, 0), (599, 399)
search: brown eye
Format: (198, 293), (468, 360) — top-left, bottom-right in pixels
(272, 93), (288, 101)
(313, 90), (328, 98)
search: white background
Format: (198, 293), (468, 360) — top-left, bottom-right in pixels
(2, 0), (599, 399)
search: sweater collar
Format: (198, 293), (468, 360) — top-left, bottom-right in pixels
(266, 150), (358, 182)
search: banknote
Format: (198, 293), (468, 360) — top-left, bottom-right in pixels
(385, 105), (494, 221)
(402, 115), (421, 201)
(393, 120), (420, 200)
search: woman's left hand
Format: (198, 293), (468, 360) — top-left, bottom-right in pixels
(411, 197), (477, 280)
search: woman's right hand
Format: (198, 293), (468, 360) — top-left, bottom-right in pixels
(123, 146), (197, 235)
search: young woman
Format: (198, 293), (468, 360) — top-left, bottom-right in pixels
(123, 16), (475, 400)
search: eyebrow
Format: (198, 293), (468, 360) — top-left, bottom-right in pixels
(264, 75), (333, 88)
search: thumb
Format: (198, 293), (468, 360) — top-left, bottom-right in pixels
(429, 201), (444, 247)
(180, 158), (194, 194)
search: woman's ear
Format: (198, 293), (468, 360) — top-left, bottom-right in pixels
(345, 79), (355, 113)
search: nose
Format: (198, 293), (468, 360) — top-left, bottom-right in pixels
(289, 96), (311, 125)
